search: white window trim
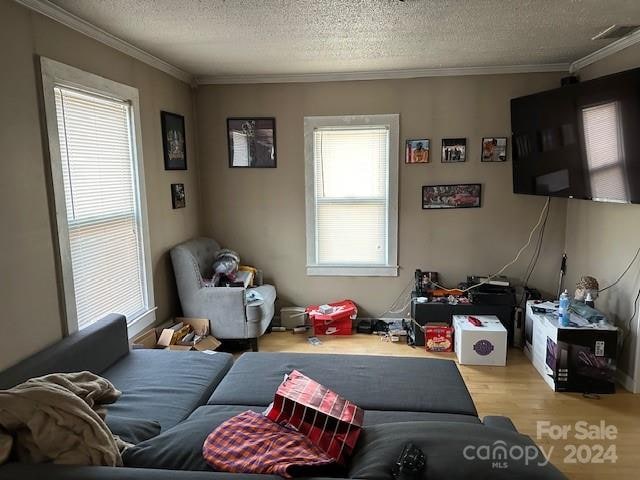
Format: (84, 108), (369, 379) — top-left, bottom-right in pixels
(304, 114), (399, 277)
(40, 57), (155, 336)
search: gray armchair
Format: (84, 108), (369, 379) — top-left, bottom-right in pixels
(170, 238), (276, 351)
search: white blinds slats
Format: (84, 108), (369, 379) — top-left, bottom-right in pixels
(582, 102), (628, 202)
(54, 87), (146, 330)
(313, 127), (389, 265)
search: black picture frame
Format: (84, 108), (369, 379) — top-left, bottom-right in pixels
(481, 137), (508, 162)
(405, 139), (430, 164)
(422, 183), (482, 209)
(161, 111), (187, 170)
(441, 138), (467, 163)
(171, 183), (186, 209)
(227, 117), (277, 168)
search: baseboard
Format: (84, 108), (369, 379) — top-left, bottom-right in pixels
(616, 369), (637, 393)
(357, 316), (408, 324)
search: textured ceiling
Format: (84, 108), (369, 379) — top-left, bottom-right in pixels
(50, 0), (640, 79)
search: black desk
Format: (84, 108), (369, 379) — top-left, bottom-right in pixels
(409, 300), (515, 346)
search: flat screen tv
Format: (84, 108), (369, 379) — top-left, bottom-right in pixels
(511, 67), (640, 204)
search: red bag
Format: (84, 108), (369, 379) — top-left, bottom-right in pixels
(306, 300), (357, 336)
(265, 370), (364, 464)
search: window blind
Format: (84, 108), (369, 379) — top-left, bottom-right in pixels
(54, 87), (146, 330)
(582, 102), (628, 202)
(313, 127), (389, 265)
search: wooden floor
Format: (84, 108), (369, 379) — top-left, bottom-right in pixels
(258, 331), (640, 480)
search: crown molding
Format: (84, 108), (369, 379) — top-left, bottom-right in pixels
(195, 63), (570, 85)
(570, 28), (640, 73)
(14, 0), (193, 84)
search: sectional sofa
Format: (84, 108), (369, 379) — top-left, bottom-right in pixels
(0, 315), (565, 479)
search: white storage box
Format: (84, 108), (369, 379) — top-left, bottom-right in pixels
(279, 307), (308, 329)
(453, 315), (507, 366)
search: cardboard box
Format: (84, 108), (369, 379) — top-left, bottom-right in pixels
(132, 317), (221, 351)
(453, 315), (507, 366)
(424, 323), (453, 352)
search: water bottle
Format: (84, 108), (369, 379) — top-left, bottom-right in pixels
(558, 290), (570, 327)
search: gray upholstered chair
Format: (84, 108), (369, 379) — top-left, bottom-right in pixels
(170, 237), (276, 351)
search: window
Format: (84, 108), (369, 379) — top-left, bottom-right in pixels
(304, 115), (399, 276)
(41, 58), (155, 335)
(582, 101), (629, 203)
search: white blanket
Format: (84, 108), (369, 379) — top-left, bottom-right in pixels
(0, 371), (128, 466)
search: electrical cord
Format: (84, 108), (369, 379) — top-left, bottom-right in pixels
(598, 246), (640, 294)
(378, 197), (551, 317)
(430, 197), (551, 294)
(523, 197), (550, 286)
(519, 197), (551, 306)
(377, 279), (414, 318)
(621, 285), (640, 354)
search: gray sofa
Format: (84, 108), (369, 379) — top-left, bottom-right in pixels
(0, 315), (566, 479)
(170, 238), (276, 350)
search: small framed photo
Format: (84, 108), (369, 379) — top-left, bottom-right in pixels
(441, 138), (466, 163)
(422, 183), (481, 209)
(405, 139), (430, 164)
(481, 137), (508, 162)
(227, 117), (277, 168)
(171, 183), (186, 209)
(161, 111), (187, 170)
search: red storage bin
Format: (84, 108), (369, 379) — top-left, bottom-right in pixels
(306, 300), (357, 336)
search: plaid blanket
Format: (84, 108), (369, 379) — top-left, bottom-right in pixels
(202, 410), (335, 478)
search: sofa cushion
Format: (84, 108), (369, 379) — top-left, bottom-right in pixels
(102, 350), (233, 430)
(363, 410), (481, 426)
(208, 353), (477, 416)
(123, 405), (252, 471)
(123, 409), (528, 478)
(125, 404), (347, 476)
(348, 421), (566, 480)
(0, 463), (281, 480)
(0, 314), (129, 390)
(105, 415), (161, 444)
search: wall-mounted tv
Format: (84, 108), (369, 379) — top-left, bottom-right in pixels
(511, 67), (640, 204)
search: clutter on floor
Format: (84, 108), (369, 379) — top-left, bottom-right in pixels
(132, 317), (221, 352)
(525, 300), (617, 393)
(453, 315), (507, 366)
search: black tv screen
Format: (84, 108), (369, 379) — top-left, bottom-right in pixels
(511, 67), (640, 204)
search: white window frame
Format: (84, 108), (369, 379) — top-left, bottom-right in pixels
(304, 114), (399, 277)
(40, 57), (156, 338)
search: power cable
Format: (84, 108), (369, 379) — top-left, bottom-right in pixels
(519, 197), (551, 306)
(598, 246), (640, 294)
(430, 197), (551, 294)
(621, 285), (640, 354)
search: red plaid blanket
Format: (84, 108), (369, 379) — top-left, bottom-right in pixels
(202, 410), (335, 478)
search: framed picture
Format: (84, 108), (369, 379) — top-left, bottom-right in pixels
(161, 111), (187, 170)
(227, 117), (277, 168)
(422, 183), (482, 209)
(171, 183), (186, 209)
(481, 137), (508, 162)
(405, 139), (430, 164)
(441, 138), (466, 163)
